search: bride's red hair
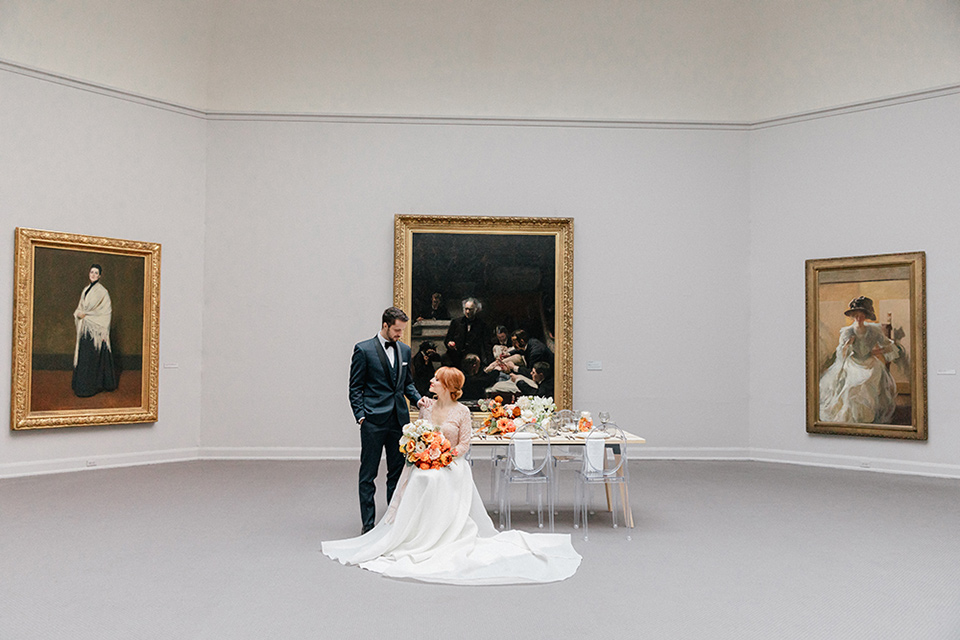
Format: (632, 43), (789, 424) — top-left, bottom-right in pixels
(435, 366), (465, 400)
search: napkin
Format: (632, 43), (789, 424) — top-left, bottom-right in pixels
(513, 432), (536, 470)
(585, 434), (606, 474)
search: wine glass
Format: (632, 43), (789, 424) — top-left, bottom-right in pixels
(598, 411), (611, 425)
(544, 415), (559, 436)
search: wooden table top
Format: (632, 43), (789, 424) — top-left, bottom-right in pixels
(469, 429), (646, 446)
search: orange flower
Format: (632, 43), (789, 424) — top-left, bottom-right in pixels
(419, 462), (431, 470)
(512, 406), (522, 418)
(494, 396), (503, 403)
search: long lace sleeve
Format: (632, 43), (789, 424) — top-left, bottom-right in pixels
(454, 405), (472, 457)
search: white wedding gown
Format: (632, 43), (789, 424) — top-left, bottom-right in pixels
(322, 403), (581, 585)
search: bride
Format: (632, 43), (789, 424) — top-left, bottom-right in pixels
(322, 366), (581, 585)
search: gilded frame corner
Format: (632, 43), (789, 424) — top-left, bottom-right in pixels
(12, 227), (161, 430)
(805, 251), (926, 440)
(394, 214), (574, 411)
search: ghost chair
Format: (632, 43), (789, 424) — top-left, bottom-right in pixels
(497, 422), (554, 532)
(573, 421), (631, 541)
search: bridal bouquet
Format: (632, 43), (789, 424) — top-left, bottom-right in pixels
(399, 419), (457, 470)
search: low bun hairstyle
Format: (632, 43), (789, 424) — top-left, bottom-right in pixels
(435, 366), (465, 401)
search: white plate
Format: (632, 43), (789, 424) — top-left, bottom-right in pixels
(573, 431), (613, 439)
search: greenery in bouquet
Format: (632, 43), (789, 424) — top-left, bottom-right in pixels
(399, 419), (457, 470)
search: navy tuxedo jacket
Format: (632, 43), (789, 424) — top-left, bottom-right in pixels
(349, 337), (422, 427)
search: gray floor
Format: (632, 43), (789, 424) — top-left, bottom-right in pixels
(2, 459), (959, 640)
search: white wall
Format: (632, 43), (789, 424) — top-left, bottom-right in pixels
(0, 0), (212, 109)
(745, 0), (960, 121)
(201, 119), (751, 456)
(2, 0), (959, 476)
(0, 69), (207, 475)
(748, 93), (960, 475)
(206, 0), (753, 121)
(2, 0), (958, 122)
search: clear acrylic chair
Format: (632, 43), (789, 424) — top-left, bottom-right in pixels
(573, 421), (631, 541)
(497, 422), (554, 531)
(489, 441), (508, 511)
(546, 413), (581, 513)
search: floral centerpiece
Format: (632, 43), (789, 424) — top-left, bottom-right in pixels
(516, 395), (557, 427)
(399, 419), (457, 470)
(478, 395), (556, 436)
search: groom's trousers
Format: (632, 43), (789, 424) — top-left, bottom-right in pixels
(358, 418), (405, 530)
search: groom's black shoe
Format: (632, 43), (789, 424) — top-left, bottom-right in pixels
(362, 524), (374, 535)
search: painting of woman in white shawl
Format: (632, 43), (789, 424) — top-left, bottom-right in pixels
(72, 263), (119, 397)
(819, 296), (904, 424)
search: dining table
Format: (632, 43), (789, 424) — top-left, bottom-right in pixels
(469, 427), (646, 528)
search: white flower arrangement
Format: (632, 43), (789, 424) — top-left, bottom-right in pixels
(514, 396), (556, 426)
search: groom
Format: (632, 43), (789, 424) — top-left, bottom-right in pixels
(349, 307), (426, 534)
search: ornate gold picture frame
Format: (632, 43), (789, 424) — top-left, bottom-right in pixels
(12, 228), (161, 430)
(394, 215), (573, 411)
(805, 252), (926, 439)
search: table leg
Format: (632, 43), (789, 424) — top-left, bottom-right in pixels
(610, 448), (634, 528)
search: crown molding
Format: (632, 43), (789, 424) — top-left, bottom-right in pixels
(3, 58), (958, 131)
(0, 59), (207, 119)
(204, 110), (751, 131)
(750, 83), (960, 130)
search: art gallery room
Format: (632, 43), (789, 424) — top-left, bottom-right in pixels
(2, 0), (960, 637)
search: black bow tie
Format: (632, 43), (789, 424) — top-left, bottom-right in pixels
(384, 341), (397, 349)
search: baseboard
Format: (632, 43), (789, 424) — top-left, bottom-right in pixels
(0, 448), (199, 479)
(4, 446), (959, 479)
(750, 448), (960, 479)
(195, 445), (753, 462)
(197, 446), (360, 461)
(631, 447), (752, 460)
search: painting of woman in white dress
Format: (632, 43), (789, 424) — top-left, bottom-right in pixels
(72, 263), (119, 397)
(805, 252), (926, 440)
(818, 296), (903, 424)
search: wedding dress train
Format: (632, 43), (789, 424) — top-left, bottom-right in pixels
(322, 404), (581, 585)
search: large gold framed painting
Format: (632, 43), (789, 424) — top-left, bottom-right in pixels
(806, 252), (926, 439)
(11, 228), (161, 430)
(394, 215), (573, 411)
